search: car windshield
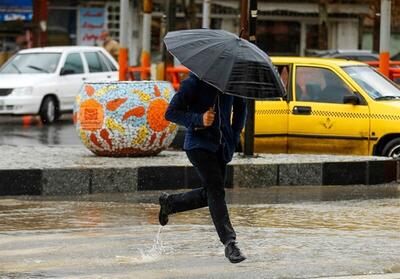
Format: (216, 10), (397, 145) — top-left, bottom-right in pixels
(0, 53), (61, 74)
(343, 66), (400, 100)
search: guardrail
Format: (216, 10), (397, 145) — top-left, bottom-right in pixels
(126, 60), (400, 89)
(365, 61), (400, 83)
(127, 65), (189, 90)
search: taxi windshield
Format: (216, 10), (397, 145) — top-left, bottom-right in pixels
(343, 66), (400, 100)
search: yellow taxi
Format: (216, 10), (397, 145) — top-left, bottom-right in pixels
(252, 57), (400, 157)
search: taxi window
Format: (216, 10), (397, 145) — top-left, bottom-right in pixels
(277, 65), (290, 93)
(295, 66), (353, 103)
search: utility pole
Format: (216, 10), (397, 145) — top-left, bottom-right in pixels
(372, 0), (380, 53)
(141, 0), (152, 80)
(243, 0), (257, 156)
(119, 0), (129, 81)
(129, 1), (141, 66)
(157, 0), (175, 81)
(379, 0), (391, 77)
(32, 0), (48, 47)
(157, 14), (167, 80)
(165, 0), (176, 77)
(202, 0), (211, 28)
(239, 0), (248, 40)
(318, 0), (328, 50)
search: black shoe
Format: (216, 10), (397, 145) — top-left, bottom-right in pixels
(158, 192), (171, 226)
(225, 242), (246, 264)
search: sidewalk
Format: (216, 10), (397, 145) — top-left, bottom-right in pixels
(0, 145), (397, 195)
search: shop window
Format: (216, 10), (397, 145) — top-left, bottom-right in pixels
(106, 2), (120, 40)
(306, 25), (319, 51)
(48, 9), (76, 46)
(257, 21), (300, 56)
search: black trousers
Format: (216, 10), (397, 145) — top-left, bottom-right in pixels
(167, 148), (236, 245)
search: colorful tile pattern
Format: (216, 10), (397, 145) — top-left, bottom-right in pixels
(73, 81), (178, 157)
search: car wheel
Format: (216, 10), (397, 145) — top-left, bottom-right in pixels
(39, 96), (58, 124)
(382, 138), (400, 158)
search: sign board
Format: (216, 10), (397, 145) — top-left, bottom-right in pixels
(77, 7), (106, 46)
(0, 0), (32, 21)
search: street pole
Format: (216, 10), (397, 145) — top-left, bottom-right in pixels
(164, 0), (176, 78)
(243, 0), (257, 156)
(202, 0), (211, 28)
(129, 1), (140, 66)
(33, 0), (48, 47)
(141, 0), (152, 80)
(157, 14), (167, 80)
(239, 0), (248, 40)
(119, 0), (129, 81)
(379, 0), (391, 77)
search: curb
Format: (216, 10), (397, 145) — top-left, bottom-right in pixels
(0, 160), (396, 196)
(316, 273), (400, 279)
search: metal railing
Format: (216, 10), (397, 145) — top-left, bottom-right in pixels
(365, 61), (400, 83)
(127, 65), (189, 90)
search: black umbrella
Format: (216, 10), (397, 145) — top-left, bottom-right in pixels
(164, 29), (285, 99)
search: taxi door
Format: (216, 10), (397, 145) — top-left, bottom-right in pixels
(287, 64), (370, 155)
(253, 64), (290, 153)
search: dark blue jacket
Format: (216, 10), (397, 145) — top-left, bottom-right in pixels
(165, 73), (247, 163)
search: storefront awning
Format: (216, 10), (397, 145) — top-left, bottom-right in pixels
(213, 1), (370, 15)
(0, 0), (33, 22)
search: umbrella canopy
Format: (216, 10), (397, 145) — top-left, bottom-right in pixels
(164, 29), (285, 99)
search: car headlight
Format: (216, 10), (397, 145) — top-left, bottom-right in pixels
(12, 87), (33, 96)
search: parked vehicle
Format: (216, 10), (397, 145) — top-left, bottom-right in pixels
(0, 46), (118, 124)
(247, 57), (400, 158)
(316, 49), (379, 62)
(391, 52), (400, 61)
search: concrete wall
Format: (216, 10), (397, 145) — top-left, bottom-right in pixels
(336, 21), (359, 50)
(329, 20), (359, 50)
(220, 18), (238, 34)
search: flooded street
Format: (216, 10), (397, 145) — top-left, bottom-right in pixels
(0, 115), (185, 149)
(0, 115), (80, 146)
(0, 187), (399, 278)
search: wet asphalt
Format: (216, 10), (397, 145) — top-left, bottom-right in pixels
(0, 115), (399, 278)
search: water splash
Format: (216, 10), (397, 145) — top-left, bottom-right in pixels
(117, 226), (167, 264)
(138, 226), (165, 261)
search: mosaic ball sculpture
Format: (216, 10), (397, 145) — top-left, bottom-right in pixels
(73, 81), (178, 157)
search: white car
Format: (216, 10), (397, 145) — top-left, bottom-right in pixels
(0, 46), (119, 124)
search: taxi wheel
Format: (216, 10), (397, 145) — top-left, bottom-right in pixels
(382, 138), (400, 158)
(39, 96), (58, 125)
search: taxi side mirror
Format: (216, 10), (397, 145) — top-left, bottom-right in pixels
(343, 95), (360, 105)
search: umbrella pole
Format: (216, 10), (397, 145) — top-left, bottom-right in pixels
(243, 0), (257, 156)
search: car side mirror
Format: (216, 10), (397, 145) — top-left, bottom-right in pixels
(60, 68), (75, 76)
(343, 95), (360, 105)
